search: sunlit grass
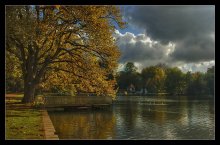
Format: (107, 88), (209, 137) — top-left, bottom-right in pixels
(6, 94), (45, 139)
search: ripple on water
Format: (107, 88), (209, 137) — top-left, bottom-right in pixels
(49, 99), (214, 139)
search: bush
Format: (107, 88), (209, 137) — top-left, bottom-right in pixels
(32, 95), (45, 108)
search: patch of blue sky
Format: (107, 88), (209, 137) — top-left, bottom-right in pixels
(117, 24), (145, 35)
(114, 5), (145, 35)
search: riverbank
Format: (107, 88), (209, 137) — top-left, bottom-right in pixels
(42, 110), (59, 140)
(6, 94), (44, 139)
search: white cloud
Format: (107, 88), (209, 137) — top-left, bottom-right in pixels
(114, 30), (215, 73)
(114, 30), (174, 64)
(178, 60), (215, 73)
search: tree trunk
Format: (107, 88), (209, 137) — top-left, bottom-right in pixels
(22, 81), (36, 103)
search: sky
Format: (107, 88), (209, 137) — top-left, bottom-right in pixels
(114, 5), (215, 73)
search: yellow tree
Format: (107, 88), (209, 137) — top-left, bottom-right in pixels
(6, 5), (125, 103)
(141, 66), (166, 93)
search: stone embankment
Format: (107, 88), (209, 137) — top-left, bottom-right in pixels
(42, 110), (59, 140)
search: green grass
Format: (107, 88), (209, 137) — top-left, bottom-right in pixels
(6, 94), (45, 140)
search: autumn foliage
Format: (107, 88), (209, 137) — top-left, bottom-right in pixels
(6, 6), (125, 103)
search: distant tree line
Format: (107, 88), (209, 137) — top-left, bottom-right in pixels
(116, 62), (214, 97)
(6, 61), (214, 98)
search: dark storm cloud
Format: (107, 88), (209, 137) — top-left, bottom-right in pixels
(119, 42), (165, 62)
(170, 35), (215, 62)
(125, 5), (215, 62)
(114, 29), (215, 72)
(114, 31), (168, 63)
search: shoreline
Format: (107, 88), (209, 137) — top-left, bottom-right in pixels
(42, 110), (59, 140)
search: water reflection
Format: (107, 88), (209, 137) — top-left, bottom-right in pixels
(49, 109), (116, 139)
(49, 96), (214, 139)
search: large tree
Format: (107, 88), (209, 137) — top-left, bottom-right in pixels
(141, 66), (166, 93)
(6, 5), (125, 103)
(116, 62), (142, 91)
(164, 67), (186, 95)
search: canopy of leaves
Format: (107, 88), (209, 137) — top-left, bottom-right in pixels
(142, 66), (166, 93)
(6, 5), (125, 98)
(116, 63), (214, 97)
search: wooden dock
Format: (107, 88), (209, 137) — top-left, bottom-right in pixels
(44, 95), (112, 109)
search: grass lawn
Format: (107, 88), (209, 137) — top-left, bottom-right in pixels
(6, 94), (45, 139)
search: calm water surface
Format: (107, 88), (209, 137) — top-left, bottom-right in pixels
(48, 96), (215, 139)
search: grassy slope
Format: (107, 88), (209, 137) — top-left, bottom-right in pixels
(6, 94), (45, 139)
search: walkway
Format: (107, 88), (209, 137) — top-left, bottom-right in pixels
(42, 110), (59, 140)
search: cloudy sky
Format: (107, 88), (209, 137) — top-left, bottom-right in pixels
(114, 5), (215, 72)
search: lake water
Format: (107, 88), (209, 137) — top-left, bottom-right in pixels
(48, 96), (215, 140)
